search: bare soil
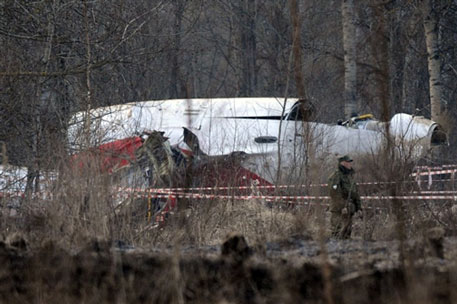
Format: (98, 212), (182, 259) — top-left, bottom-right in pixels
(1, 233), (457, 304)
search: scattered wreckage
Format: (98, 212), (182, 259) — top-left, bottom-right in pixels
(65, 97), (448, 222)
(0, 98), (449, 221)
(68, 97), (447, 185)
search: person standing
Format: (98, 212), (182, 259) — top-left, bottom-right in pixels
(328, 155), (362, 239)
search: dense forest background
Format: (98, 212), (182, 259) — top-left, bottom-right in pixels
(1, 0), (456, 169)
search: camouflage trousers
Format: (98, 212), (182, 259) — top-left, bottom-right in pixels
(330, 211), (353, 239)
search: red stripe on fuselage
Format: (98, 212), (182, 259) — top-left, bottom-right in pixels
(72, 137), (143, 173)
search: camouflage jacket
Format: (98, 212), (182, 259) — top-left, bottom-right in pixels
(328, 165), (361, 213)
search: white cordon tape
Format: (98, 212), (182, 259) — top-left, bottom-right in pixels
(115, 180), (414, 194)
(413, 167), (457, 188)
(415, 164), (457, 171)
(116, 189), (330, 202)
(411, 169), (457, 177)
(3, 164), (457, 201)
(412, 190), (457, 194)
(0, 191), (25, 198)
(117, 167), (457, 193)
(117, 176), (457, 195)
(117, 188), (457, 202)
(2, 164), (455, 197)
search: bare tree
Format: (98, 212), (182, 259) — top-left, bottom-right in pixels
(168, 0), (188, 99)
(289, 0), (306, 99)
(342, 0), (358, 119)
(227, 0), (259, 96)
(423, 0), (444, 121)
(2, 0), (457, 170)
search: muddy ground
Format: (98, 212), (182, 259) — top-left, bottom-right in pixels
(1, 233), (457, 304)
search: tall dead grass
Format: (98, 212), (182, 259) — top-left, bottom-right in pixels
(2, 150), (457, 303)
(2, 149), (456, 251)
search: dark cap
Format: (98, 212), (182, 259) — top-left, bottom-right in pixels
(338, 155), (353, 162)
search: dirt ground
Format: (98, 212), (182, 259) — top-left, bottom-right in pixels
(1, 231), (457, 304)
(1, 190), (457, 303)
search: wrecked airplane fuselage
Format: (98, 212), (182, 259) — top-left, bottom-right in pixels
(68, 98), (448, 186)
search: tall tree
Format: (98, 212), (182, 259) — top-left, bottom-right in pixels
(342, 0), (358, 119)
(169, 0), (187, 99)
(240, 0), (258, 96)
(229, 0), (259, 96)
(289, 0), (306, 99)
(423, 0), (444, 121)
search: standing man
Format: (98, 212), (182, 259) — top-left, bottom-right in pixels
(328, 155), (362, 239)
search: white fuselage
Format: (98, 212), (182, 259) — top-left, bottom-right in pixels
(68, 98), (445, 184)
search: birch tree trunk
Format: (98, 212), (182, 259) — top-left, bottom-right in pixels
(289, 0), (306, 99)
(423, 0), (443, 121)
(83, 0), (92, 148)
(342, 0), (357, 119)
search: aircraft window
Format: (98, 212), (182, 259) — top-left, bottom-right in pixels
(287, 105), (302, 121)
(286, 101), (314, 121)
(254, 136), (277, 144)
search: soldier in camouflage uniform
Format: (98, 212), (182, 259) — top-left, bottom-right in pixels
(328, 155), (362, 239)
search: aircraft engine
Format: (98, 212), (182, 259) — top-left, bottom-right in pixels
(389, 114), (447, 146)
(363, 113), (447, 157)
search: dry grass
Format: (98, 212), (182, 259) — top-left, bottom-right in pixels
(150, 198), (312, 247)
(2, 150), (457, 303)
(3, 155), (456, 249)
